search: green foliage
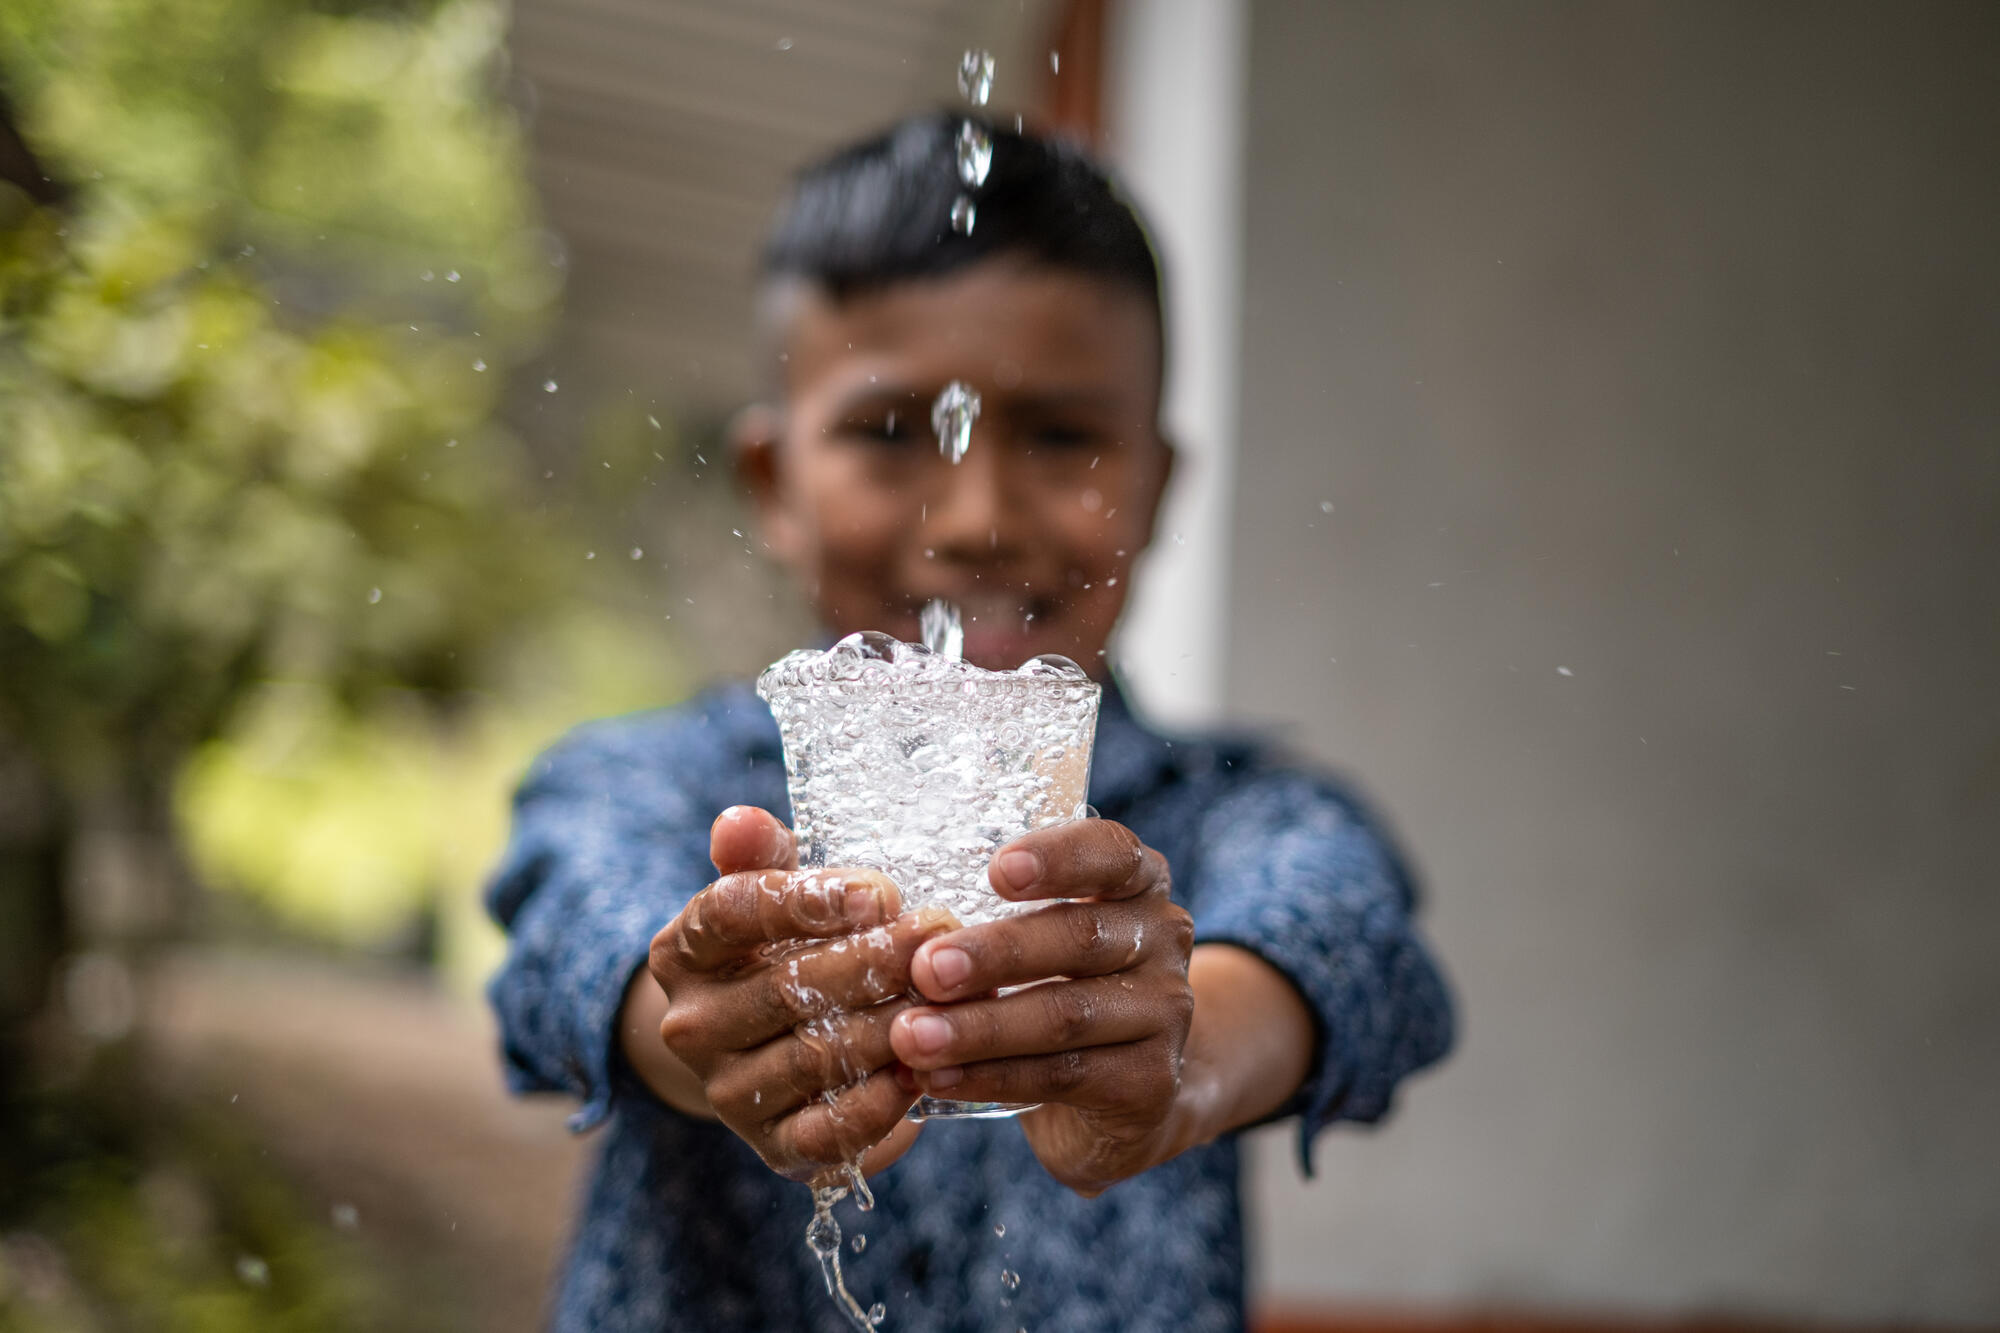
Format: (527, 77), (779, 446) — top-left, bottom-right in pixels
(1, 1061), (385, 1332)
(0, 0), (566, 800)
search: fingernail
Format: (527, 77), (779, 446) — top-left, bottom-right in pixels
(994, 849), (1042, 894)
(909, 1014), (953, 1055)
(926, 1066), (962, 1090)
(927, 946), (971, 991)
(913, 905), (962, 933)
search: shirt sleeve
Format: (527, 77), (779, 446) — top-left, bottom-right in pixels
(484, 716), (719, 1133)
(1182, 768), (1454, 1175)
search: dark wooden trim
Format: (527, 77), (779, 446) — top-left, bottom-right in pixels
(1250, 1306), (1964, 1333)
(1034, 0), (1107, 150)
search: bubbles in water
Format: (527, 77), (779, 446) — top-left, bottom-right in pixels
(1318, 499), (1333, 513)
(1000, 1269), (1021, 1293)
(331, 1202), (359, 1230)
(851, 1233), (867, 1254)
(950, 195), (976, 235)
(367, 587), (382, 605)
(932, 380), (980, 463)
(543, 379), (559, 393)
(955, 121), (993, 189)
(920, 599), (963, 661)
(757, 635), (1101, 933)
(1019, 653), (1087, 681)
(235, 1255), (270, 1287)
(992, 1221), (1007, 1237)
(958, 49), (995, 105)
(471, 357), (487, 372)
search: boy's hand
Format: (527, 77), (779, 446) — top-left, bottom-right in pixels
(643, 806), (949, 1184)
(887, 819), (1198, 1197)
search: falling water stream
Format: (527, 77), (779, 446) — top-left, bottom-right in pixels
(802, 56), (991, 1332)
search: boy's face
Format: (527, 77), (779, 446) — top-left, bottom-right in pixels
(737, 260), (1170, 676)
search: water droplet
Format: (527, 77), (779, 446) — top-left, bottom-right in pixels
(331, 1202), (359, 1230)
(420, 268), (434, 280)
(647, 414), (662, 429)
(776, 35), (794, 51)
(471, 357), (487, 372)
(1080, 488), (1103, 513)
(993, 1221), (1007, 1237)
(585, 550), (596, 560)
(543, 379), (559, 393)
(1050, 49), (1060, 73)
(1000, 1268), (1021, 1292)
(1318, 499), (1334, 514)
(950, 195), (977, 235)
(921, 600), (963, 661)
(958, 49), (995, 105)
(630, 547), (644, 560)
(367, 587), (382, 604)
(444, 438), (457, 448)
(235, 1255), (270, 1287)
(931, 380), (981, 463)
(445, 269), (461, 282)
(955, 121), (993, 188)
(1556, 665), (1575, 677)
(850, 1233), (867, 1254)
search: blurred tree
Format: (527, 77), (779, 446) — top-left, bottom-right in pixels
(0, 0), (564, 1058)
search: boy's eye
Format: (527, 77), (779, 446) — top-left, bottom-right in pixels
(841, 408), (917, 445)
(1026, 421), (1097, 449)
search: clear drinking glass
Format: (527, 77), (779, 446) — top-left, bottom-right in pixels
(757, 631), (1101, 1119)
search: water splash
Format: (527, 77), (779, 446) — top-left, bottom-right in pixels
(955, 121), (993, 188)
(807, 1173), (884, 1330)
(931, 380), (980, 463)
(920, 599), (963, 661)
(957, 50), (995, 106)
(950, 195), (976, 235)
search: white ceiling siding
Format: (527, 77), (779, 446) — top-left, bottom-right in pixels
(510, 0), (1057, 412)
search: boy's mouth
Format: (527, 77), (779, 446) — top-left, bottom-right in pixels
(896, 591), (1065, 664)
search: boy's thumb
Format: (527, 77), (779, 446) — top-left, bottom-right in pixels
(710, 805), (799, 874)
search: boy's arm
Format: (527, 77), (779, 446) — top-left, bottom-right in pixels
(485, 717), (717, 1132)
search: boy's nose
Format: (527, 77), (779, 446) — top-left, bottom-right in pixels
(922, 442), (1025, 564)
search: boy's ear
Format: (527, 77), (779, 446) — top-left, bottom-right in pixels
(1133, 432), (1179, 550)
(730, 403), (803, 565)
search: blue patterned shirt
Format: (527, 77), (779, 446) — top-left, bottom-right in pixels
(486, 679), (1453, 1332)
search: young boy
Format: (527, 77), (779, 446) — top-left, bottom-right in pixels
(487, 114), (1453, 1333)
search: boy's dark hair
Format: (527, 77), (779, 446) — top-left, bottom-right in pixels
(761, 112), (1165, 344)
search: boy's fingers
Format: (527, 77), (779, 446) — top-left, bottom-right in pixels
(771, 1067), (919, 1178)
(711, 805), (798, 875)
(911, 895), (1190, 1001)
(716, 911), (953, 1050)
(890, 975), (1158, 1071)
(661, 868), (901, 974)
(912, 1040), (1165, 1113)
(711, 997), (913, 1120)
(987, 820), (1165, 902)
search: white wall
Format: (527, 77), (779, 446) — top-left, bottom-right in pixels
(1225, 2), (2000, 1324)
(1102, 0), (1248, 728)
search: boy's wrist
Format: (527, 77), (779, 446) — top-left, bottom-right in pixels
(1174, 944), (1316, 1151)
(617, 968), (718, 1121)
